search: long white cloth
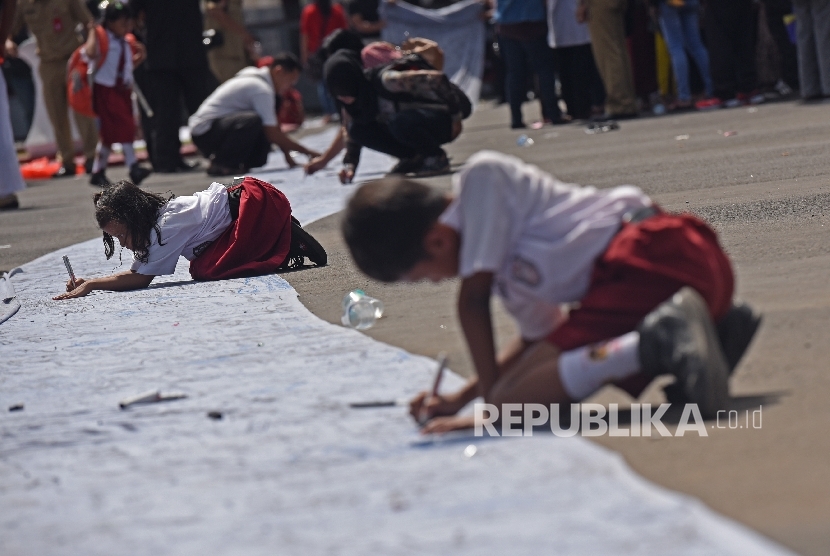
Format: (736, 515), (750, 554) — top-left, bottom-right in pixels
(0, 71), (26, 197)
(381, 0), (485, 105)
(0, 134), (793, 555)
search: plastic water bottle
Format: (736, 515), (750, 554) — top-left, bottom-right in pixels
(516, 134), (534, 147)
(341, 289), (384, 330)
(652, 103), (666, 116)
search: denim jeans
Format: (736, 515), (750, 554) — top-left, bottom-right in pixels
(498, 35), (561, 126)
(658, 0), (713, 101)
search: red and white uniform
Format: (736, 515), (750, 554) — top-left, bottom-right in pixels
(440, 150), (734, 351)
(89, 30), (135, 145)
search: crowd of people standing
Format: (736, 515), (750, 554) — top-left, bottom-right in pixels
(1, 0), (829, 213)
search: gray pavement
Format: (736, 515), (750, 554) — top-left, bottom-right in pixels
(2, 100), (830, 554)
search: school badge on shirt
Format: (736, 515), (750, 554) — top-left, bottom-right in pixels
(511, 256), (541, 287)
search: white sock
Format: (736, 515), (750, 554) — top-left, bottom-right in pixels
(558, 331), (641, 400)
(122, 143), (137, 167)
(93, 144), (111, 173)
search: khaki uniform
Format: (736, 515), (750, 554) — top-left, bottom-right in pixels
(586, 0), (638, 116)
(205, 0), (249, 83)
(14, 0), (98, 163)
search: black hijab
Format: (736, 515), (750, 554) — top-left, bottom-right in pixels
(324, 50), (378, 123)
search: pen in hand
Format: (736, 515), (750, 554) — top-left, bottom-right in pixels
(418, 352), (448, 426)
(63, 255), (77, 290)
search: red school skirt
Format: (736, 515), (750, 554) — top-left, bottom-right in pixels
(189, 177), (293, 281)
(547, 211), (735, 352)
(93, 83), (136, 145)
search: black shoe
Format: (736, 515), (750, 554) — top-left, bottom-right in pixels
(280, 216), (327, 269)
(510, 122), (527, 129)
(129, 163), (152, 185)
(84, 158), (94, 175)
(388, 155), (424, 175)
(412, 151), (450, 177)
(0, 193), (19, 210)
(89, 171), (110, 187)
(664, 301), (762, 404)
(52, 163), (77, 178)
(716, 302), (762, 371)
(638, 287), (730, 418)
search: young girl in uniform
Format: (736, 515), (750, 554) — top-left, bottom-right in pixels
(53, 177), (326, 300)
(82, 1), (151, 187)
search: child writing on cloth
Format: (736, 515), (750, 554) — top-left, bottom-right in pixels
(82, 1), (151, 187)
(342, 151), (761, 432)
(53, 177), (326, 300)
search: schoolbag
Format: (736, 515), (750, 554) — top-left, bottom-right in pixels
(371, 54), (473, 120)
(67, 25), (138, 118)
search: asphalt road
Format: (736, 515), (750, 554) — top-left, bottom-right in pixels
(2, 99), (829, 555)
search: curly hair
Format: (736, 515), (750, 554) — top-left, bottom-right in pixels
(93, 181), (173, 264)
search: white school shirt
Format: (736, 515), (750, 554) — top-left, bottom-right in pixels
(189, 66), (277, 136)
(547, 0), (591, 48)
(131, 183), (233, 276)
(439, 151), (651, 341)
(90, 30), (134, 86)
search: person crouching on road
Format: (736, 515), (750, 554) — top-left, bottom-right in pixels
(188, 53), (321, 177)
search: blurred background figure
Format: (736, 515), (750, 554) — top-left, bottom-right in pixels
(652, 0), (713, 111)
(300, 0), (348, 123)
(700, 0), (761, 108)
(7, 0), (98, 177)
(0, 0), (26, 209)
(131, 0), (216, 173)
(792, 0), (830, 101)
(346, 0), (386, 42)
(204, 0), (258, 84)
(547, 0), (605, 120)
(579, 0), (639, 118)
(494, 0), (565, 128)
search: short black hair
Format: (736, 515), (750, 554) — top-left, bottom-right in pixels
(270, 52), (302, 73)
(100, 0), (131, 23)
(342, 177), (449, 282)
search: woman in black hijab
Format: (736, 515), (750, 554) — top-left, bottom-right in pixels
(317, 49), (468, 179)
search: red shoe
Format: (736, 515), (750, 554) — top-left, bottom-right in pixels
(695, 97), (722, 110)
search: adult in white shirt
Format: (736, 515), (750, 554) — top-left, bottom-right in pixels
(189, 53), (320, 176)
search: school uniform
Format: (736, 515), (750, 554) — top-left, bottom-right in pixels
(131, 177), (292, 281)
(90, 31), (135, 146)
(439, 151), (734, 351)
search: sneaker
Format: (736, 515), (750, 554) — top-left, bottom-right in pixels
(388, 155), (424, 175)
(129, 163), (152, 185)
(695, 97), (722, 110)
(412, 152), (450, 177)
(89, 170), (110, 187)
(663, 301), (761, 404)
(280, 216), (327, 269)
(52, 162), (77, 178)
(723, 97), (743, 108)
(737, 91), (765, 105)
(638, 287), (730, 418)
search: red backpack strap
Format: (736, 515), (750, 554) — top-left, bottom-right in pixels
(94, 25), (110, 65)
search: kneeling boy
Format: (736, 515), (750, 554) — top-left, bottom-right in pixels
(342, 151), (760, 432)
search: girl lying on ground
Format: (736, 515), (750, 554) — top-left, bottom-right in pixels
(53, 178), (326, 300)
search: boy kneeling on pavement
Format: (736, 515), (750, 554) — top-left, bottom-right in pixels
(342, 151), (761, 432)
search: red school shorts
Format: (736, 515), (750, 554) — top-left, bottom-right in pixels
(93, 82), (136, 146)
(189, 177), (293, 281)
(547, 211), (735, 352)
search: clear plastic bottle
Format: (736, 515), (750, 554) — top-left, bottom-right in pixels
(516, 134), (535, 147)
(341, 289), (384, 330)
